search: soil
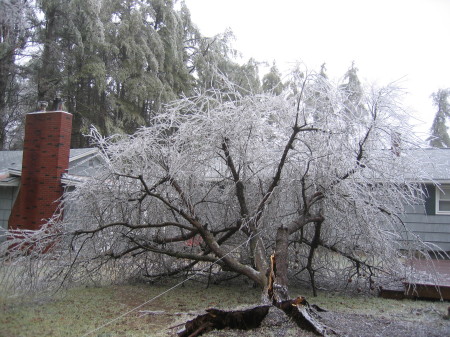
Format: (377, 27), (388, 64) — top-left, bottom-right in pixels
(186, 305), (450, 337)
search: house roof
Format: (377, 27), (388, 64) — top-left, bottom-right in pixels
(0, 151), (22, 172)
(408, 148), (450, 182)
(0, 148), (100, 179)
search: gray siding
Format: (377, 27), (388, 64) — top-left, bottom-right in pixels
(0, 186), (18, 242)
(402, 203), (450, 251)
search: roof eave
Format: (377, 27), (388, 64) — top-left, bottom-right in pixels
(69, 148), (99, 162)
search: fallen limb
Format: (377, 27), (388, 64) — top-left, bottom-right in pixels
(177, 305), (271, 337)
(175, 299), (337, 337)
(177, 244), (338, 336)
(275, 296), (338, 336)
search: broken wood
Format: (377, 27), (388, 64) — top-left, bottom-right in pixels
(265, 227), (290, 303)
(177, 249), (337, 336)
(266, 234), (337, 336)
(177, 305), (271, 337)
(176, 299), (337, 337)
(274, 296), (337, 336)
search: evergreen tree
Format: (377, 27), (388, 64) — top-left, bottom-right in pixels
(229, 58), (261, 94)
(190, 29), (238, 87)
(0, 0), (36, 149)
(319, 62), (328, 79)
(34, 0), (109, 146)
(4, 0), (262, 147)
(68, 0), (107, 146)
(262, 62), (284, 95)
(340, 62), (366, 118)
(33, 0), (200, 147)
(429, 88), (450, 148)
(36, 0), (67, 102)
(94, 0), (198, 139)
(188, 28), (261, 95)
(307, 63), (334, 122)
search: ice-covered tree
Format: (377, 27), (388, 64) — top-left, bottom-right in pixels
(340, 62), (367, 119)
(31, 0), (203, 146)
(429, 88), (450, 148)
(2, 69), (431, 305)
(262, 61), (284, 95)
(0, 0), (36, 149)
(2, 1), (265, 148)
(188, 28), (262, 96)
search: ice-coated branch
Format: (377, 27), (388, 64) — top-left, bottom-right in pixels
(0, 68), (436, 298)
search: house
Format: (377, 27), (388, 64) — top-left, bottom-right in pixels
(401, 148), (450, 252)
(0, 104), (102, 242)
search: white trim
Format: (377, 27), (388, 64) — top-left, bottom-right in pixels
(0, 176), (20, 186)
(69, 148), (99, 162)
(7, 169), (22, 177)
(27, 110), (72, 116)
(435, 185), (450, 215)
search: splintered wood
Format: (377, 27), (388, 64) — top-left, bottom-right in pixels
(176, 253), (338, 337)
(177, 306), (270, 337)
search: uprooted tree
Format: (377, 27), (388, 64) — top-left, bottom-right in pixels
(1, 68), (433, 334)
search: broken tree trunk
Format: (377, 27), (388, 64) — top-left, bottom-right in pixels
(176, 299), (336, 337)
(274, 296), (336, 336)
(176, 226), (337, 337)
(267, 226), (336, 335)
(177, 305), (271, 337)
(266, 226), (290, 302)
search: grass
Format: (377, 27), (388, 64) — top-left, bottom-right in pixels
(0, 282), (448, 337)
(0, 282), (260, 337)
(294, 288), (448, 324)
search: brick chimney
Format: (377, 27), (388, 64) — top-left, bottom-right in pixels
(8, 98), (72, 232)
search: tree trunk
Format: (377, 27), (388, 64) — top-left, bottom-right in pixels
(266, 226), (290, 302)
(267, 225), (336, 335)
(38, 7), (59, 102)
(177, 225), (337, 336)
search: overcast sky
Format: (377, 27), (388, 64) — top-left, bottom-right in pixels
(184, 0), (450, 139)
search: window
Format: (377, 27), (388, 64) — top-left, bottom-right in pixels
(436, 185), (450, 214)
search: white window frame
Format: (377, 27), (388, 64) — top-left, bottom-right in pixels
(435, 185), (450, 214)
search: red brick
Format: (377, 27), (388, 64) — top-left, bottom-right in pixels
(8, 111), (72, 231)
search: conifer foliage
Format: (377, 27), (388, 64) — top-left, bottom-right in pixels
(429, 88), (450, 148)
(1, 0), (262, 148)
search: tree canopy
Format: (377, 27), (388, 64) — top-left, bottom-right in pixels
(262, 62), (284, 95)
(1, 0), (264, 148)
(1, 68), (433, 299)
(3, 1), (444, 153)
(0, 0), (37, 149)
